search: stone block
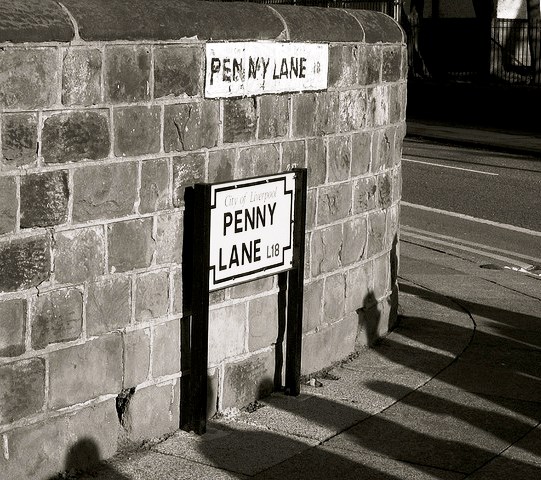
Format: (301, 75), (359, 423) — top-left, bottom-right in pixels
(62, 47), (102, 106)
(237, 143), (280, 178)
(54, 226), (105, 284)
(1, 112), (38, 169)
(258, 95), (288, 139)
(338, 89), (367, 133)
(392, 165), (402, 203)
(155, 212), (183, 265)
(292, 93), (317, 137)
(346, 261), (373, 314)
(222, 350), (275, 410)
(327, 135), (351, 182)
(172, 268), (182, 315)
(172, 153), (205, 207)
(310, 224), (342, 276)
(209, 303), (246, 366)
(329, 313), (358, 363)
(378, 172), (393, 209)
(329, 44), (359, 88)
(306, 188), (316, 230)
(342, 216), (367, 266)
(0, 48), (59, 109)
(0, 176), (17, 235)
(31, 288), (83, 349)
(42, 110), (110, 164)
(154, 45), (202, 98)
(353, 176), (377, 214)
(73, 162), (137, 222)
(229, 277), (273, 299)
(394, 123), (406, 165)
(224, 98), (257, 143)
(382, 45), (402, 83)
(248, 294), (278, 352)
(317, 183), (352, 226)
(104, 45), (151, 102)
(164, 101), (219, 152)
(351, 131), (372, 176)
(366, 86), (389, 128)
(48, 333), (122, 408)
(113, 105), (161, 156)
(0, 235), (51, 293)
(356, 299), (388, 347)
(386, 203), (400, 250)
(315, 91), (340, 135)
(152, 319), (180, 377)
(123, 328), (151, 387)
(306, 138), (326, 188)
(208, 148), (235, 183)
(367, 210), (387, 259)
(303, 279), (323, 333)
(136, 270), (169, 322)
(108, 218), (154, 273)
(282, 140), (305, 171)
(2, 416), (67, 480)
(0, 358), (45, 424)
(362, 45), (382, 85)
(123, 383), (179, 443)
(390, 83), (407, 124)
(140, 158), (170, 214)
(301, 328), (332, 375)
(20, 170), (69, 228)
(323, 272), (346, 323)
(0, 299), (26, 357)
(373, 253), (390, 300)
(86, 276), (131, 336)
(371, 128), (393, 173)
(65, 399), (121, 471)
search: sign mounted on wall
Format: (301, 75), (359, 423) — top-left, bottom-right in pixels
(209, 173), (295, 291)
(205, 42), (329, 98)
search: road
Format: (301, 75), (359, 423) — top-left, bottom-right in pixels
(401, 138), (541, 275)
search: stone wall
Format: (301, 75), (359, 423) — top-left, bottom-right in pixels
(0, 1), (406, 477)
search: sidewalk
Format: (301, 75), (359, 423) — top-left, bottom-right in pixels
(74, 240), (541, 479)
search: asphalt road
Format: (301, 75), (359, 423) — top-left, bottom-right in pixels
(401, 138), (541, 271)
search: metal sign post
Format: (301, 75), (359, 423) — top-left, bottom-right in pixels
(182, 169), (306, 434)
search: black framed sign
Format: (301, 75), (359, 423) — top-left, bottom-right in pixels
(209, 173), (296, 291)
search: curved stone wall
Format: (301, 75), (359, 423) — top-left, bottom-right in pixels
(0, 1), (405, 477)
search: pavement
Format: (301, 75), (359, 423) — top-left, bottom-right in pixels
(69, 231), (541, 479)
(66, 122), (541, 479)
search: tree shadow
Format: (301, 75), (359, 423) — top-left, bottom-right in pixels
(192, 283), (541, 478)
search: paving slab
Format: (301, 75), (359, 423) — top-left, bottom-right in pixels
(76, 449), (248, 479)
(326, 383), (541, 474)
(253, 444), (466, 480)
(152, 420), (317, 476)
(465, 455), (541, 479)
(501, 424), (541, 466)
(231, 391), (370, 442)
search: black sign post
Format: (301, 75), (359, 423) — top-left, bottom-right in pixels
(182, 168), (307, 434)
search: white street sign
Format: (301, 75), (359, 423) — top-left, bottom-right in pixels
(205, 42), (328, 98)
(209, 173), (295, 291)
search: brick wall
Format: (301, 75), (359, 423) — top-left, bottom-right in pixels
(0, 1), (406, 477)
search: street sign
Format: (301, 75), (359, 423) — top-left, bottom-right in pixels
(209, 173), (295, 291)
(205, 42), (329, 98)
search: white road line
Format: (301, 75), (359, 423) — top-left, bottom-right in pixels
(401, 230), (533, 269)
(402, 202), (541, 237)
(402, 225), (541, 264)
(403, 157), (499, 176)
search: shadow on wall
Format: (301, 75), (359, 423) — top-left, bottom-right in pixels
(48, 438), (130, 480)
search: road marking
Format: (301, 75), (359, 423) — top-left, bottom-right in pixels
(402, 225), (541, 265)
(401, 230), (533, 269)
(402, 202), (541, 237)
(403, 157), (499, 176)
